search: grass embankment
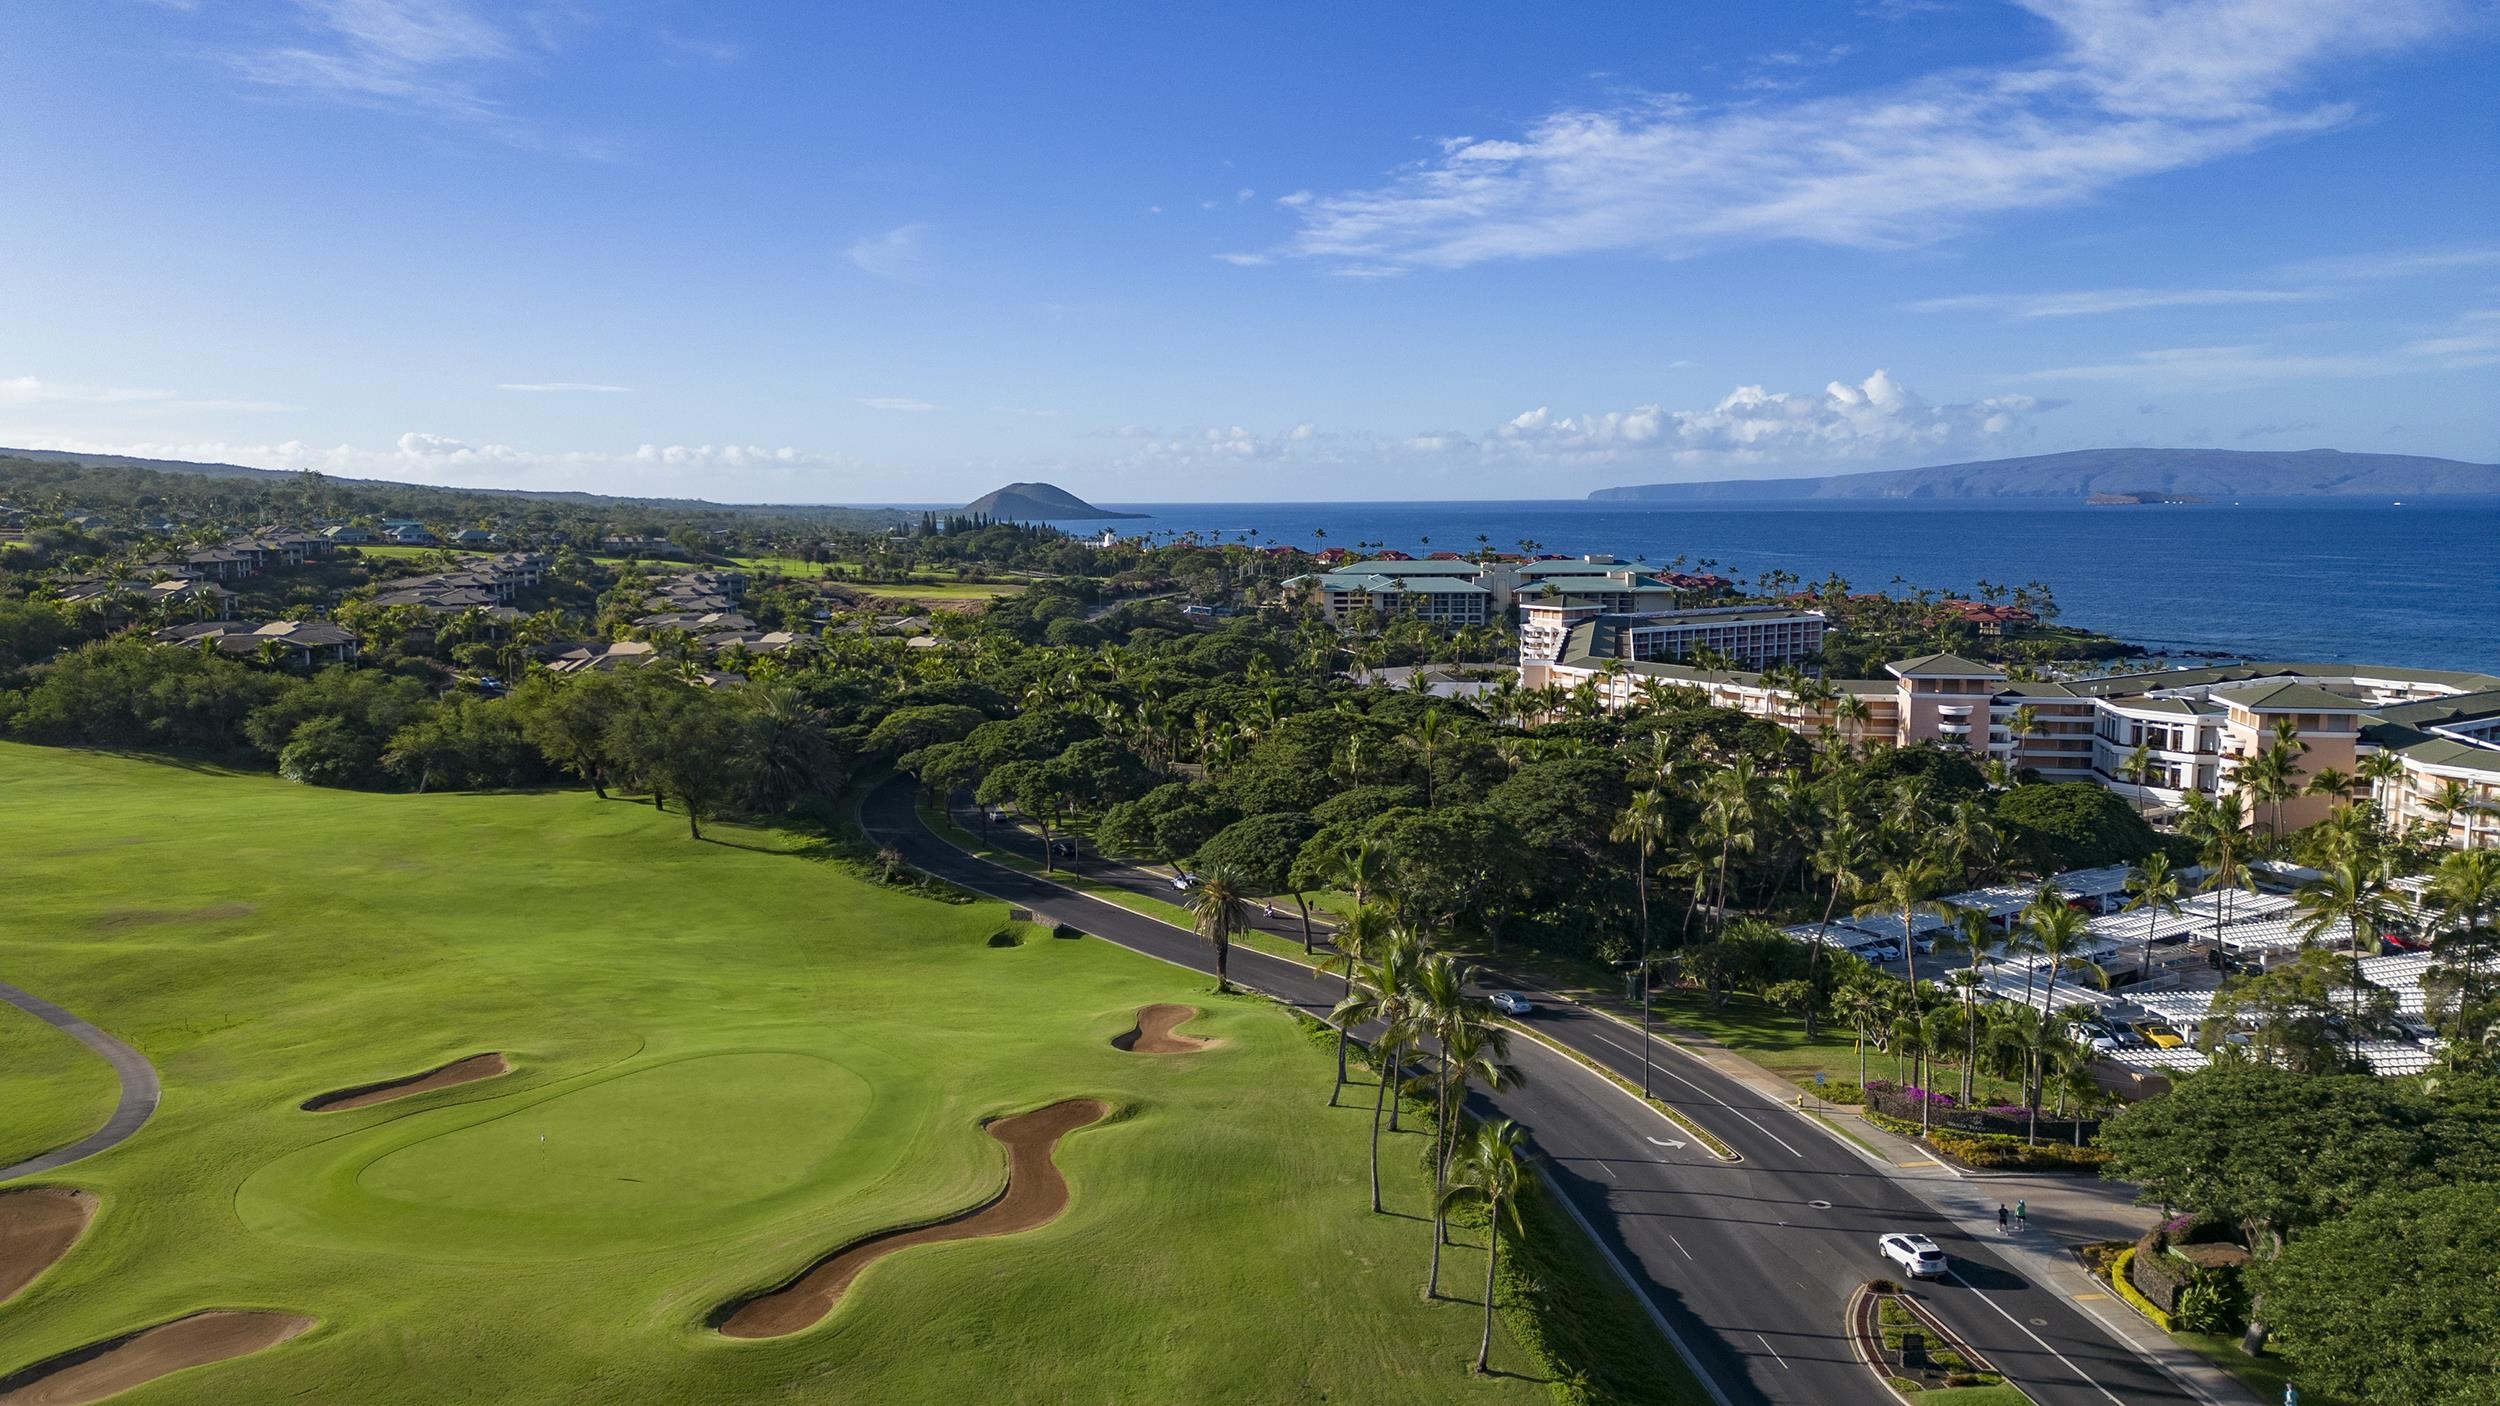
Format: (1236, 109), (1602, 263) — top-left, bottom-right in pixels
(0, 1000), (120, 1170)
(0, 743), (1682, 1403)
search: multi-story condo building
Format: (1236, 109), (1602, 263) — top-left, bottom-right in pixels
(1522, 637), (2500, 849)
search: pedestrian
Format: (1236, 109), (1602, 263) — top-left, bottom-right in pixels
(2015, 1200), (2028, 1231)
(1997, 1204), (2008, 1231)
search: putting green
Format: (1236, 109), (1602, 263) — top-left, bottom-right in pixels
(239, 1051), (890, 1258)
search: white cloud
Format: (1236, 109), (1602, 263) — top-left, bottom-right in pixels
(860, 397), (939, 412)
(0, 376), (173, 405)
(220, 0), (605, 154)
(1, 376), (291, 413)
(1906, 287), (2324, 318)
(1097, 370), (2052, 480)
(846, 224), (934, 281)
(2273, 244), (2500, 282)
(1214, 252), (1271, 267)
(497, 381), (632, 393)
(1266, 0), (2461, 270)
(1275, 190), (1313, 207)
(0, 432), (837, 494)
(2023, 310), (2500, 387)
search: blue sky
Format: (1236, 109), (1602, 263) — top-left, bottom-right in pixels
(2, 0), (2494, 503)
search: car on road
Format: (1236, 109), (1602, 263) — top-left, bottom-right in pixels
(1487, 992), (1532, 1015)
(1169, 872), (1199, 891)
(1878, 1233), (1950, 1280)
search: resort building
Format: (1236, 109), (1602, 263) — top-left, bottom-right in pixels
(1522, 629), (2500, 849)
(1288, 554), (1733, 632)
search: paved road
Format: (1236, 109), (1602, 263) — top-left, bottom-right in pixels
(0, 981), (161, 1183)
(869, 779), (2204, 1406)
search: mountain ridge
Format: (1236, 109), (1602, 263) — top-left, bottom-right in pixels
(1588, 448), (2500, 502)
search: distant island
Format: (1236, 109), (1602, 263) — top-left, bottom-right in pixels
(961, 481), (1144, 521)
(1589, 448), (2500, 502)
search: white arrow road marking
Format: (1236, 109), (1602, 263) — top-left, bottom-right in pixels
(1647, 1135), (1688, 1148)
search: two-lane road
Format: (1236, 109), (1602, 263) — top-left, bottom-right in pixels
(867, 779), (2199, 1406)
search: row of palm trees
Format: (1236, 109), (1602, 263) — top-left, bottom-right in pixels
(1187, 877), (1530, 1374)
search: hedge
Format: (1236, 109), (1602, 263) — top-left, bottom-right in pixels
(2109, 1246), (2173, 1331)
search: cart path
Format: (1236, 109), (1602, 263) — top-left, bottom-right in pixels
(0, 982), (160, 1183)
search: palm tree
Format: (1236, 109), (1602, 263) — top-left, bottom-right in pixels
(1834, 982), (1883, 1087)
(1426, 1011), (1515, 1298)
(1320, 904), (1394, 1105)
(2294, 857), (2393, 1059)
(2356, 750), (2405, 828)
(2180, 791), (2257, 948)
(2423, 777), (2475, 844)
(1855, 853), (1952, 1128)
(2304, 766), (2356, 813)
(1702, 760), (1760, 936)
(1938, 903), (1995, 1103)
(1611, 787), (1674, 1090)
(2122, 852), (2184, 989)
(2117, 743), (2155, 818)
(1333, 936), (1423, 1212)
(1807, 807), (1875, 1040)
(1409, 707), (1447, 808)
(2425, 849), (2500, 1060)
(2018, 894), (2103, 1146)
(1438, 1120), (1529, 1376)
(1832, 690), (1874, 754)
(1190, 870), (1250, 994)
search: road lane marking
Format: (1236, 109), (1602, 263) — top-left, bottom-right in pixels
(1534, 1162), (1737, 1406)
(1646, 1135), (1687, 1149)
(1942, 1269), (2129, 1406)
(1754, 1334), (1790, 1370)
(1595, 1160), (1618, 1179)
(1668, 1234), (1694, 1260)
(1577, 1026), (1805, 1158)
(2073, 1292), (2111, 1302)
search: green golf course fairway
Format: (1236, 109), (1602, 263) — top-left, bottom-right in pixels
(0, 997), (120, 1172)
(0, 743), (1664, 1404)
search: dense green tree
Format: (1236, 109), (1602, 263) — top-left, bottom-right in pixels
(2249, 1183), (2500, 1406)
(1994, 781), (2161, 872)
(1192, 811), (1321, 950)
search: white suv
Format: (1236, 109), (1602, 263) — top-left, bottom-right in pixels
(1878, 1233), (1949, 1280)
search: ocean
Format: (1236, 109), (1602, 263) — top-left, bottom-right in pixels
(1096, 497), (2500, 674)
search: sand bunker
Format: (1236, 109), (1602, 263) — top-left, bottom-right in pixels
(1111, 1004), (1213, 1054)
(301, 1053), (508, 1111)
(90, 903), (254, 932)
(0, 1191), (95, 1306)
(0, 1311), (310, 1406)
(716, 1097), (1110, 1339)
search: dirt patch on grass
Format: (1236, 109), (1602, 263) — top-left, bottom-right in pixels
(301, 1052), (508, 1111)
(91, 903), (255, 932)
(0, 1190), (95, 1306)
(0, 1311), (311, 1405)
(716, 1097), (1110, 1339)
(1112, 1004), (1213, 1054)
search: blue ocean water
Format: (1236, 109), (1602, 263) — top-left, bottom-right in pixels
(1098, 497), (2500, 673)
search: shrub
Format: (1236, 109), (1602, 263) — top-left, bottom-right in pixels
(2109, 1246), (2173, 1332)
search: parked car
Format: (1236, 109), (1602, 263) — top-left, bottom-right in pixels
(1487, 992), (1533, 1016)
(2135, 1023), (2185, 1049)
(1878, 1233), (1949, 1280)
(2067, 1022), (2122, 1054)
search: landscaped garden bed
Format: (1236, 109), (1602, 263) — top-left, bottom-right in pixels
(1845, 1280), (2027, 1403)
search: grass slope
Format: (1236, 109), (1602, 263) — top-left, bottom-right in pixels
(0, 998), (120, 1171)
(0, 744), (1606, 1404)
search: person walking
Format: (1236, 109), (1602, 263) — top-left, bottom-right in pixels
(1997, 1204), (2009, 1231)
(2015, 1200), (2028, 1232)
